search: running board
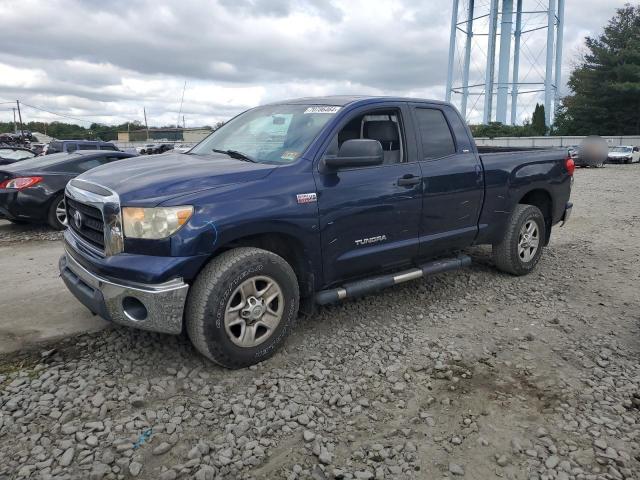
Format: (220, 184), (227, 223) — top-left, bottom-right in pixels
(315, 255), (472, 305)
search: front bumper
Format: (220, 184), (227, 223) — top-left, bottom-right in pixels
(59, 249), (189, 334)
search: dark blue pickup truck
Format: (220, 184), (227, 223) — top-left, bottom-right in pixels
(59, 96), (573, 368)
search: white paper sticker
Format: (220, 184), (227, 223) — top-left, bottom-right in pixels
(304, 106), (341, 114)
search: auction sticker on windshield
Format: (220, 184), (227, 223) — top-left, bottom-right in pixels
(281, 151), (300, 161)
(304, 106), (341, 114)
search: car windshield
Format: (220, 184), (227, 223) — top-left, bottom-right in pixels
(189, 104), (341, 164)
(611, 146), (631, 153)
(0, 148), (35, 160)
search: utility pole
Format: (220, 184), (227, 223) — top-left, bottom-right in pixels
(143, 107), (149, 141)
(177, 80), (187, 129)
(16, 100), (24, 143)
(183, 115), (185, 129)
(12, 108), (17, 133)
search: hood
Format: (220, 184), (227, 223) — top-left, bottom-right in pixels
(77, 152), (277, 206)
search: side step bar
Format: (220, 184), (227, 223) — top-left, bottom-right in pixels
(315, 255), (472, 305)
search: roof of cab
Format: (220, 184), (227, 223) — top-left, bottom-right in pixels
(266, 95), (449, 108)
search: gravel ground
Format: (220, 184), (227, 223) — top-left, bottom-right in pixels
(1, 165), (639, 480)
(0, 220), (63, 244)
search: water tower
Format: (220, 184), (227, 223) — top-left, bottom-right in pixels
(445, 0), (565, 127)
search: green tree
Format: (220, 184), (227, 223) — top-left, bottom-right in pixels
(554, 4), (640, 135)
(531, 103), (546, 135)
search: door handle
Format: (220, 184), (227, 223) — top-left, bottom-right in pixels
(397, 174), (421, 186)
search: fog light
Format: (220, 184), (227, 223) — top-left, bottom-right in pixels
(122, 296), (148, 321)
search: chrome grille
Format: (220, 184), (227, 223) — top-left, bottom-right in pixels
(66, 196), (105, 249)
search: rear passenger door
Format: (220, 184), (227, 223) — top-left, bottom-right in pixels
(410, 104), (484, 256)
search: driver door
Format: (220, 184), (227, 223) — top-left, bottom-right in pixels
(313, 103), (423, 285)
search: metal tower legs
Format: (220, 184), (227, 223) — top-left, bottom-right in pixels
(460, 0), (475, 119)
(446, 0), (563, 128)
(446, 0), (459, 103)
(496, 0), (513, 123)
(510, 0), (523, 125)
(544, 0), (556, 127)
(553, 0), (565, 122)
(483, 0), (499, 124)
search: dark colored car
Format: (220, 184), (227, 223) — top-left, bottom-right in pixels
(0, 151), (135, 229)
(0, 147), (37, 165)
(155, 143), (174, 154)
(46, 140), (119, 154)
(59, 95), (573, 368)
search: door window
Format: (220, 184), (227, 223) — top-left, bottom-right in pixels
(66, 143), (78, 152)
(414, 108), (456, 160)
(325, 109), (405, 164)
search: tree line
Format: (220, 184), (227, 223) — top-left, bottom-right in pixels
(0, 120), (225, 141)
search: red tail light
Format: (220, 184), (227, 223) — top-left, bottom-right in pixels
(0, 176), (43, 190)
(565, 157), (575, 176)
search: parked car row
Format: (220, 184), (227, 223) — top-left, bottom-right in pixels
(607, 145), (640, 164)
(568, 141), (640, 168)
(0, 151), (137, 229)
(137, 143), (180, 155)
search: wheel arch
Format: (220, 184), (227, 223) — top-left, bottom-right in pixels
(210, 231), (315, 299)
(517, 188), (553, 244)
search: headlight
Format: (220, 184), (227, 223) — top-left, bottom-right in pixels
(122, 206), (193, 239)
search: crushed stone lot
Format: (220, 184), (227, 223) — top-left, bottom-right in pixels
(1, 165), (639, 480)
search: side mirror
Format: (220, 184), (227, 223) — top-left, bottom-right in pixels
(323, 139), (383, 169)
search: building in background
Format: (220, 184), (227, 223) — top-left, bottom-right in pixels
(117, 127), (212, 143)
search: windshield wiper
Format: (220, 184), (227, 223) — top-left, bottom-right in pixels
(211, 149), (257, 163)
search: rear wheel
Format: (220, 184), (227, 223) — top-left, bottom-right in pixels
(47, 194), (67, 230)
(186, 247), (299, 368)
(492, 204), (546, 276)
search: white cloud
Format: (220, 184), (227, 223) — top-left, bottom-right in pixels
(0, 0), (630, 127)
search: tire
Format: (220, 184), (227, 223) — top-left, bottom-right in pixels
(47, 193), (67, 230)
(185, 247), (299, 368)
(492, 204), (546, 276)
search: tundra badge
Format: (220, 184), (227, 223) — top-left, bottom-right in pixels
(355, 235), (387, 246)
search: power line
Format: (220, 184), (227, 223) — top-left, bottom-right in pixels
(19, 102), (98, 125)
(16, 101), (141, 126)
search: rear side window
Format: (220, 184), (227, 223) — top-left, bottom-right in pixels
(62, 156), (110, 173)
(66, 143), (78, 152)
(414, 108), (456, 159)
(78, 144), (97, 150)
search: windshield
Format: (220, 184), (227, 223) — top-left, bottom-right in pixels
(0, 148), (35, 160)
(190, 104), (340, 164)
(611, 146), (632, 153)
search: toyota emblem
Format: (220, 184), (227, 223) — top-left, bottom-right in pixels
(73, 210), (83, 229)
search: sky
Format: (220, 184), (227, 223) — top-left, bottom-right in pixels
(0, 0), (631, 128)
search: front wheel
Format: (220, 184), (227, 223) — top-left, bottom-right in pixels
(492, 204), (546, 276)
(185, 247), (299, 368)
(47, 194), (67, 230)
